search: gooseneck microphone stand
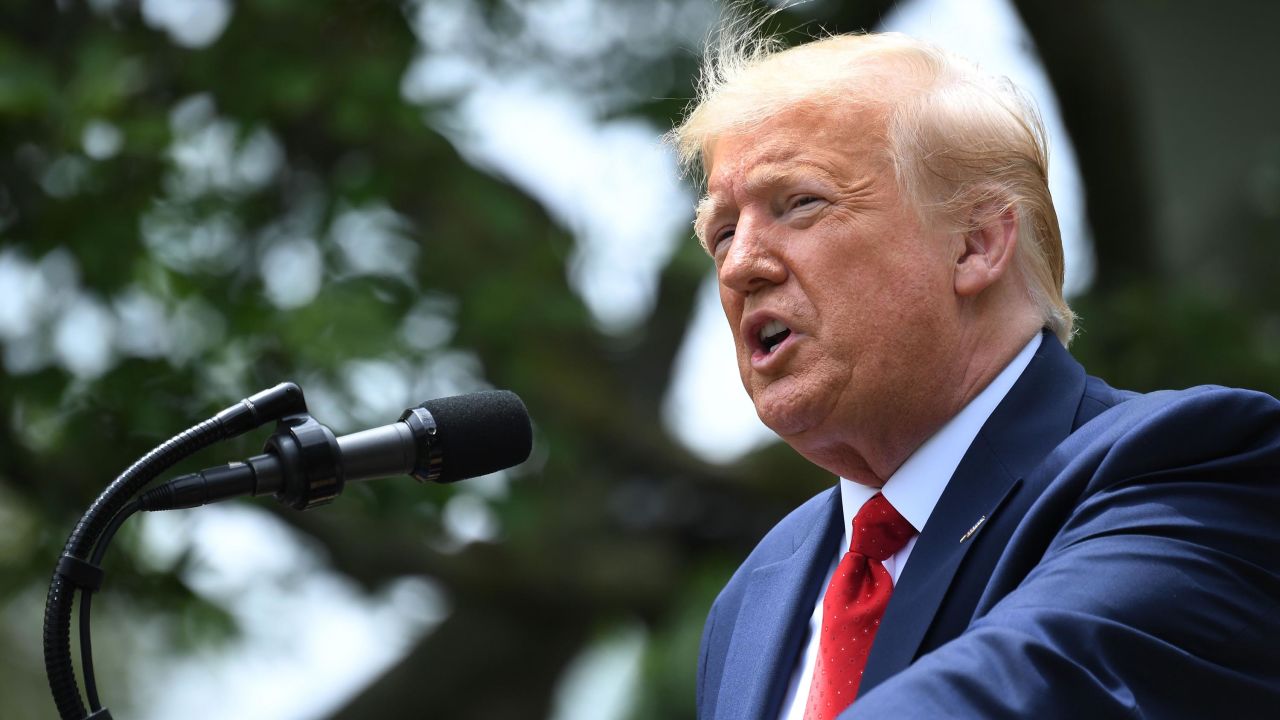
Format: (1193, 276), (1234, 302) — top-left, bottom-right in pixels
(44, 382), (531, 719)
(43, 382), (307, 720)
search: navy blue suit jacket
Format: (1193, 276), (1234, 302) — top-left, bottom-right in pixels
(697, 333), (1280, 719)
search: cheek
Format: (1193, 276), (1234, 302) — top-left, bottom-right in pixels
(814, 257), (941, 350)
(719, 287), (743, 325)
(871, 267), (953, 357)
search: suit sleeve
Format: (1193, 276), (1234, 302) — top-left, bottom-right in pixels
(844, 388), (1280, 719)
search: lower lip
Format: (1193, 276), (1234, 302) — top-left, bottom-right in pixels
(751, 332), (798, 370)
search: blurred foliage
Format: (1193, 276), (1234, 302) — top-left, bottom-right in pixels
(2, 0), (1278, 719)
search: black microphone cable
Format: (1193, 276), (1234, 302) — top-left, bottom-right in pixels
(80, 499), (141, 713)
(43, 382), (306, 720)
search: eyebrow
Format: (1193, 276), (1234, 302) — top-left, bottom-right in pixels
(693, 195), (724, 251)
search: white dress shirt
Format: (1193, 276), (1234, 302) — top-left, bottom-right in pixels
(776, 333), (1042, 719)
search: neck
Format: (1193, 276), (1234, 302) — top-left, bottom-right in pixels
(800, 316), (1041, 487)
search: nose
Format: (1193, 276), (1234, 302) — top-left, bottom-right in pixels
(718, 215), (787, 294)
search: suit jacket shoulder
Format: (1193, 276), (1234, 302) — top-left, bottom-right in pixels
(847, 383), (1280, 719)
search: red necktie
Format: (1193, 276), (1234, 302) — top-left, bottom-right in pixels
(804, 492), (916, 720)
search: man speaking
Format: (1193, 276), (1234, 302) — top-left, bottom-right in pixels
(668, 29), (1280, 719)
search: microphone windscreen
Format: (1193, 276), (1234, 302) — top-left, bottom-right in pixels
(419, 390), (532, 482)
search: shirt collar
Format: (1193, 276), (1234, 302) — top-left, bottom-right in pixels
(839, 332), (1042, 548)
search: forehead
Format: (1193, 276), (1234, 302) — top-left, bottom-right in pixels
(704, 103), (888, 197)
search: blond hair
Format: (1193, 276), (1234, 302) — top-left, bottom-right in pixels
(668, 25), (1075, 344)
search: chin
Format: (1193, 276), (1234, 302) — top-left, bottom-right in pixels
(749, 369), (851, 448)
(753, 391), (825, 439)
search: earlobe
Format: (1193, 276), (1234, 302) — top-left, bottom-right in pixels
(954, 207), (1018, 297)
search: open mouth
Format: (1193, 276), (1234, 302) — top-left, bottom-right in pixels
(758, 319), (792, 355)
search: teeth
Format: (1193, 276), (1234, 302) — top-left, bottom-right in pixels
(758, 319), (791, 353)
(759, 319), (787, 342)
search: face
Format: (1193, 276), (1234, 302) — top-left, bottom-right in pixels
(698, 104), (963, 478)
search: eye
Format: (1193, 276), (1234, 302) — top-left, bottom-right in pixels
(789, 195), (820, 211)
(710, 226), (735, 253)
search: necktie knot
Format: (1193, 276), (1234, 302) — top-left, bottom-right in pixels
(850, 493), (915, 561)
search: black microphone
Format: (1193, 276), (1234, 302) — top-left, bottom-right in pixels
(139, 390), (532, 511)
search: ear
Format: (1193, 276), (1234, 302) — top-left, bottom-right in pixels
(954, 206), (1018, 297)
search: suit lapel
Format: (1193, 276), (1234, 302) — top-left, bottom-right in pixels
(715, 488), (843, 720)
(859, 333), (1087, 694)
(858, 438), (1022, 693)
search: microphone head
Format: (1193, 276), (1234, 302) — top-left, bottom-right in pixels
(419, 390), (532, 482)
